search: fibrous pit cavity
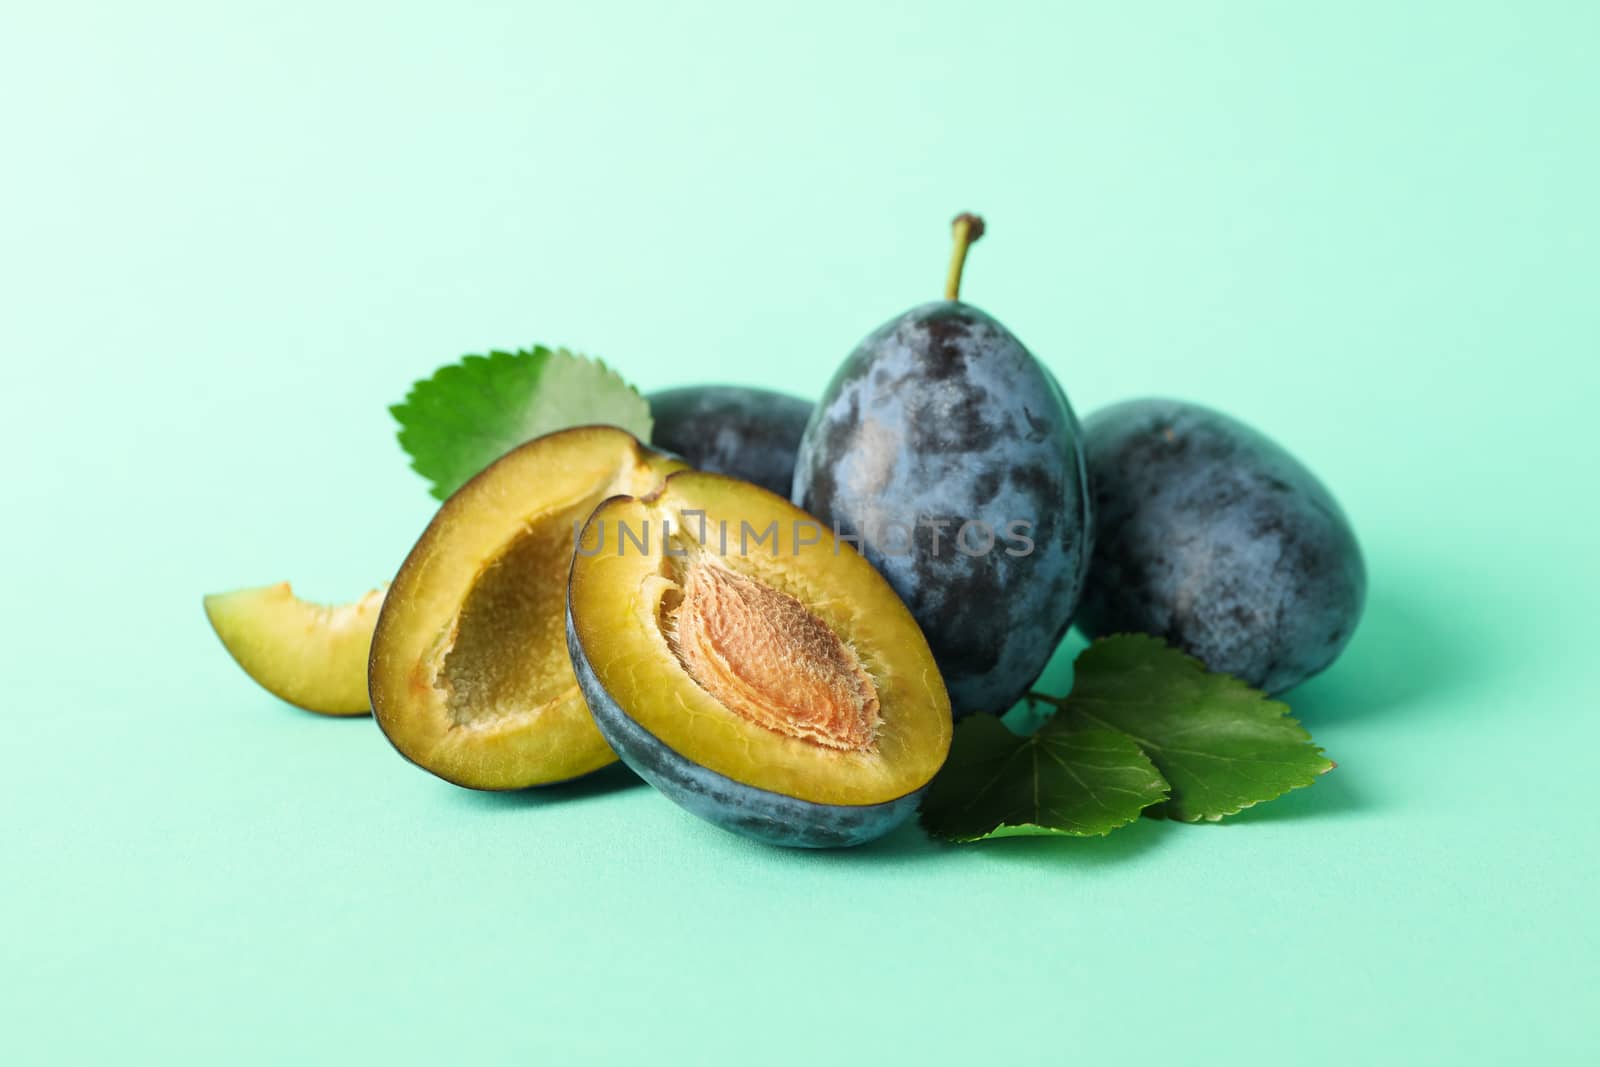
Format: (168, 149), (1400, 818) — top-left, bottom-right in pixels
(667, 557), (880, 752)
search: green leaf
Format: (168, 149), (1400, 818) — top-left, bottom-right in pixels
(919, 715), (1169, 842)
(1051, 634), (1334, 822)
(391, 347), (652, 500)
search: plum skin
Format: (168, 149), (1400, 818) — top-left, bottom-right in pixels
(648, 386), (813, 499)
(565, 606), (923, 848)
(1077, 398), (1366, 694)
(793, 301), (1092, 718)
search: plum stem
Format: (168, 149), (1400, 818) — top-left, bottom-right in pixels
(944, 213), (986, 301)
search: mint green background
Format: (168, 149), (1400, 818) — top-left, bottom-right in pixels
(4, 2), (1597, 1063)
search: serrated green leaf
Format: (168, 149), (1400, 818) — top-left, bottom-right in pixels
(391, 347), (652, 500)
(919, 715), (1169, 842)
(1051, 634), (1334, 822)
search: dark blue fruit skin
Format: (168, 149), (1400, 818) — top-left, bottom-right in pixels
(1078, 398), (1366, 694)
(565, 607), (923, 848)
(793, 301), (1092, 719)
(648, 386), (814, 498)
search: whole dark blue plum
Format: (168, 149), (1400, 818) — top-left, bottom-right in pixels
(1078, 398), (1366, 693)
(648, 386), (813, 498)
(793, 216), (1091, 718)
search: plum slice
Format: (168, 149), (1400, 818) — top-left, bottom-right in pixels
(204, 583), (385, 715)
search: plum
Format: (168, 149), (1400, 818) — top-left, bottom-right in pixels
(369, 426), (686, 789)
(566, 471), (952, 847)
(204, 583), (386, 715)
(793, 215), (1092, 718)
(648, 386), (813, 498)
(1077, 398), (1366, 693)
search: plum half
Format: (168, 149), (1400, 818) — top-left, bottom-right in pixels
(566, 471), (952, 847)
(369, 426), (685, 789)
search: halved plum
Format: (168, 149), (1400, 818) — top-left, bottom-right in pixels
(566, 471), (952, 846)
(370, 426), (685, 789)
